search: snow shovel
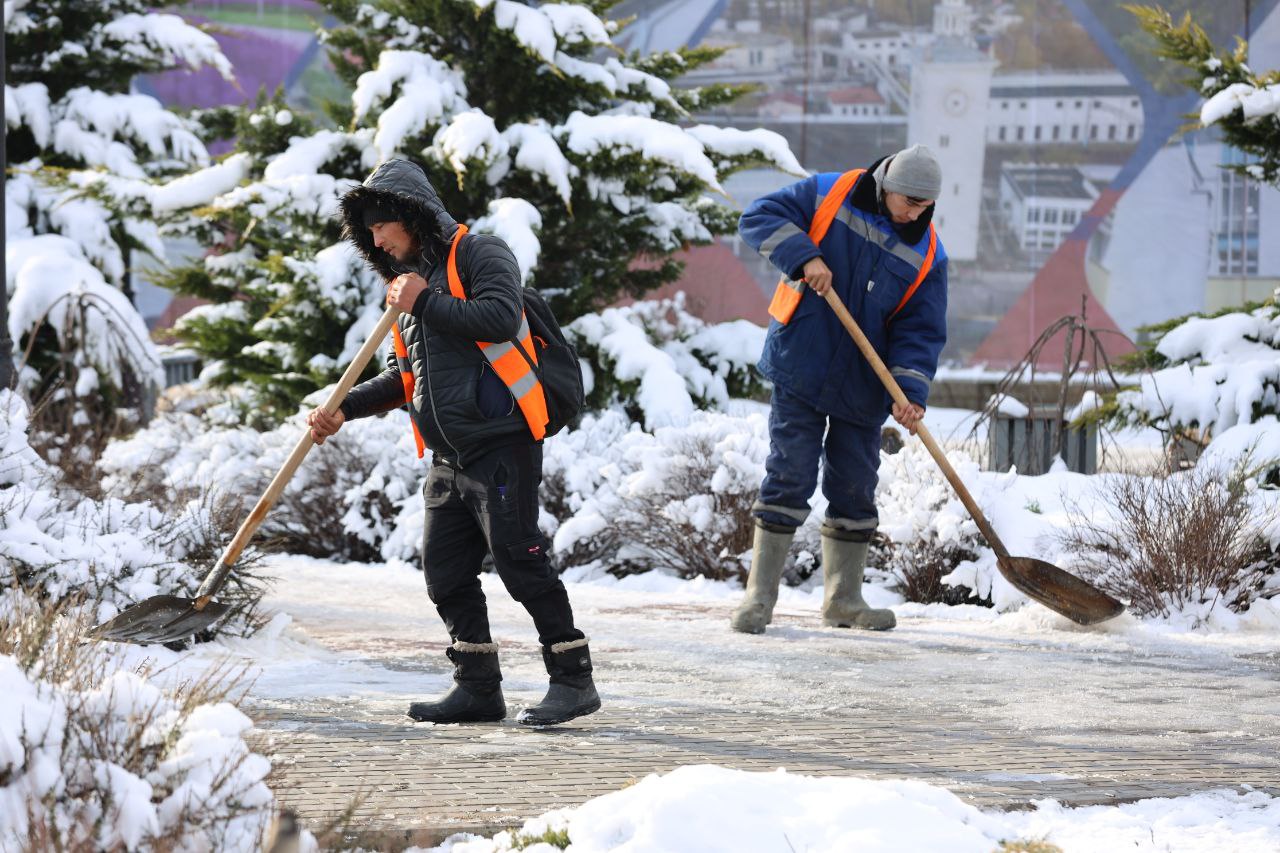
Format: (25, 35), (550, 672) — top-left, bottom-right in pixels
(820, 288), (1124, 626)
(89, 305), (403, 645)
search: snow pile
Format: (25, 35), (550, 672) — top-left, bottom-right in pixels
(420, 764), (1280, 853)
(0, 595), (275, 851)
(1114, 303), (1280, 479)
(0, 390), (261, 635)
(566, 294), (767, 430)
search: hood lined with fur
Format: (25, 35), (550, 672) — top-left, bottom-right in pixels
(339, 159), (458, 281)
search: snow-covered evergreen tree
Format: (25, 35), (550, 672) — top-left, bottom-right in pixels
(4, 0), (234, 458)
(162, 0), (802, 421)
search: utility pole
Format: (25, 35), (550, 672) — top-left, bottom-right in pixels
(1, 25), (14, 391)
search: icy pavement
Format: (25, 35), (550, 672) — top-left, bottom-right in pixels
(182, 557), (1280, 839)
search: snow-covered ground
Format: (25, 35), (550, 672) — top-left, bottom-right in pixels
(120, 549), (1280, 852)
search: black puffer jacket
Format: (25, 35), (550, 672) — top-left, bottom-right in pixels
(338, 159), (531, 467)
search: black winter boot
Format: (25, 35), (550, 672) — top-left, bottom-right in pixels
(516, 639), (601, 727)
(407, 642), (507, 723)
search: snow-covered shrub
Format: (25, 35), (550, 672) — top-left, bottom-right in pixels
(551, 411), (769, 580)
(1110, 300), (1280, 482)
(0, 391), (264, 638)
(99, 390), (429, 564)
(567, 294), (768, 430)
(0, 592), (274, 850)
(1060, 465), (1279, 619)
(875, 441), (990, 606)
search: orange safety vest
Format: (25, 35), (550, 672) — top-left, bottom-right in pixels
(766, 169), (937, 325)
(391, 225), (550, 458)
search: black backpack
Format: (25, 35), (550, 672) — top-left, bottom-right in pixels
(518, 287), (585, 437)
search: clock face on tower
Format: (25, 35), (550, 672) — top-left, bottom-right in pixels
(944, 88), (970, 116)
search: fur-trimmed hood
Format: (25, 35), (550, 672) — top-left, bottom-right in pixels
(339, 159), (458, 281)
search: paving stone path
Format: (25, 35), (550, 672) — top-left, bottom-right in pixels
(244, 563), (1280, 844)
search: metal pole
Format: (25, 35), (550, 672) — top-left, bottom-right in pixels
(1, 25), (14, 391)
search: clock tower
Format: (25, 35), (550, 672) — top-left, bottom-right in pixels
(906, 0), (994, 262)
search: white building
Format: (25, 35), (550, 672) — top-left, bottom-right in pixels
(840, 27), (915, 71)
(907, 0), (995, 262)
(827, 86), (886, 118)
(999, 165), (1100, 259)
(694, 28), (795, 81)
(987, 70), (1144, 146)
(814, 6), (869, 36)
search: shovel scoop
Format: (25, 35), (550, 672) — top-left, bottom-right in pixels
(88, 594), (230, 645)
(89, 306), (401, 645)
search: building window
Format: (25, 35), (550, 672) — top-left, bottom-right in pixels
(1016, 127), (1025, 141)
(1093, 100), (1102, 108)
(1034, 126), (1042, 141)
(1019, 101), (1028, 109)
(1055, 100), (1064, 108)
(1044, 209), (1059, 224)
(1002, 101), (1009, 110)
(998, 126), (1007, 141)
(1131, 99), (1139, 108)
(954, 183), (960, 196)
(1090, 125), (1099, 140)
(1063, 210), (1078, 225)
(1127, 124), (1137, 140)
(1108, 124), (1117, 140)
(1029, 207), (1041, 223)
(1052, 125), (1060, 140)
(1217, 148), (1262, 275)
(1075, 100), (1083, 108)
(940, 134), (950, 148)
(1071, 125), (1080, 140)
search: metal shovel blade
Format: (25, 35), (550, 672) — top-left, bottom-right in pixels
(998, 557), (1125, 626)
(88, 595), (230, 645)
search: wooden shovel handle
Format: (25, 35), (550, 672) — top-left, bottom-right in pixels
(820, 288), (1012, 562)
(193, 305), (402, 607)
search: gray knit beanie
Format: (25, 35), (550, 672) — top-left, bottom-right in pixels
(882, 144), (942, 200)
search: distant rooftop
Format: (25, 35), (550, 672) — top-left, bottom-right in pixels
(1002, 165), (1096, 201)
(829, 86), (884, 105)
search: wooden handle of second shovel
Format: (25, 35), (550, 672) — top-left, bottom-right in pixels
(819, 288), (1012, 562)
(193, 305), (402, 606)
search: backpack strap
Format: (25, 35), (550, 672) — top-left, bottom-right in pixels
(447, 225), (550, 441)
(767, 169), (865, 324)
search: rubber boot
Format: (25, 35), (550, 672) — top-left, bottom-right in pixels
(407, 642), (507, 723)
(821, 533), (896, 630)
(729, 521), (795, 634)
(516, 639), (601, 727)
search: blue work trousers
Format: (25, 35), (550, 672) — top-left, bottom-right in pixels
(754, 384), (882, 535)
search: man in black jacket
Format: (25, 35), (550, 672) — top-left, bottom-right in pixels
(306, 159), (599, 727)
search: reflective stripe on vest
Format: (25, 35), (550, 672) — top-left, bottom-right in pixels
(391, 323), (427, 458)
(767, 169), (936, 325)
(391, 224), (552, 455)
(888, 224), (937, 323)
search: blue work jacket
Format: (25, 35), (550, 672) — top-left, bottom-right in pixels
(740, 166), (949, 426)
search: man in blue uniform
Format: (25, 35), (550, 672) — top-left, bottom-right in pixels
(731, 145), (949, 635)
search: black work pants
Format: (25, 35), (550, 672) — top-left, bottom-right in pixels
(421, 442), (582, 648)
